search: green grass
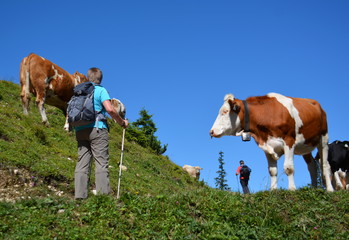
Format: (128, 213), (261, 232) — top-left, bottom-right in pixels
(1, 189), (349, 239)
(1, 80), (349, 239)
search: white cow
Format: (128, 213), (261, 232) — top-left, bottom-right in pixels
(183, 165), (203, 179)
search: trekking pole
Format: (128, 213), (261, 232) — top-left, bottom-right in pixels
(116, 127), (126, 199)
(236, 175), (241, 193)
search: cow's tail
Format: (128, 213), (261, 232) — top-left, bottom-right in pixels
(20, 54), (31, 114)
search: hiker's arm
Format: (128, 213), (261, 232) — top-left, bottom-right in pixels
(236, 166), (241, 175)
(103, 100), (128, 128)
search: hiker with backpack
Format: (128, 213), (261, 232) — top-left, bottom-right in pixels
(236, 160), (251, 194)
(68, 67), (128, 200)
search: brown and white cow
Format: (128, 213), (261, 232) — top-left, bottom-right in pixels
(210, 93), (334, 192)
(110, 98), (126, 120)
(183, 165), (203, 179)
(20, 53), (87, 130)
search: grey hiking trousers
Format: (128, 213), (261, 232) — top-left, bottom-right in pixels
(240, 179), (250, 194)
(75, 128), (110, 199)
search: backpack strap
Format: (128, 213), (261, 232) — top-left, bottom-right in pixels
(95, 112), (108, 131)
(93, 84), (109, 131)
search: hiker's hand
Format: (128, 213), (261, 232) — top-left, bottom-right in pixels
(122, 119), (129, 128)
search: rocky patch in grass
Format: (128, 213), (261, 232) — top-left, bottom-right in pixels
(0, 166), (70, 202)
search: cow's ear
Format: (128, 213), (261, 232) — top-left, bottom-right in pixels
(228, 99), (240, 113)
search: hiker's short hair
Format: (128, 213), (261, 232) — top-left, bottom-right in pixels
(88, 67), (103, 84)
(240, 160), (244, 164)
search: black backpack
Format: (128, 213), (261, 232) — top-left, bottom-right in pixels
(240, 165), (251, 178)
(67, 82), (101, 127)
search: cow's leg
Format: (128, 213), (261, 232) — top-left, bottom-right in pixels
(20, 71), (30, 115)
(333, 171), (343, 190)
(339, 170), (346, 190)
(63, 115), (70, 131)
(265, 153), (278, 190)
(284, 146), (296, 191)
(35, 93), (49, 126)
(20, 87), (30, 115)
(345, 173), (349, 190)
(303, 153), (318, 187)
(318, 135), (334, 192)
(63, 109), (71, 131)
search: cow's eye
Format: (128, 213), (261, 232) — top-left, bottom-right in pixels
(222, 109), (229, 114)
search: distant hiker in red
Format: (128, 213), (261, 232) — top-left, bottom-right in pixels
(236, 160), (251, 194)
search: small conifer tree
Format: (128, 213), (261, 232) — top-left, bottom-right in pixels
(214, 151), (231, 191)
(126, 108), (167, 155)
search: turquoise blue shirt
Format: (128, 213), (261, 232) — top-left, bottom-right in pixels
(74, 84), (110, 131)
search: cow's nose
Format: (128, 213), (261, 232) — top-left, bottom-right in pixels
(210, 129), (214, 137)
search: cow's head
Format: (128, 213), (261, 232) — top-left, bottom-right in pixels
(194, 166), (203, 178)
(194, 166), (203, 173)
(73, 71), (88, 85)
(110, 98), (126, 120)
(210, 94), (243, 138)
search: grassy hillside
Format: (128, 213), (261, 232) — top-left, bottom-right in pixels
(1, 80), (349, 239)
(0, 80), (202, 198)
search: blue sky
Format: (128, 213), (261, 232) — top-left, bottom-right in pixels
(1, 1), (349, 193)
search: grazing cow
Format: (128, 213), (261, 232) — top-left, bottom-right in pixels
(210, 93), (334, 192)
(183, 165), (203, 179)
(20, 53), (87, 129)
(317, 140), (349, 190)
